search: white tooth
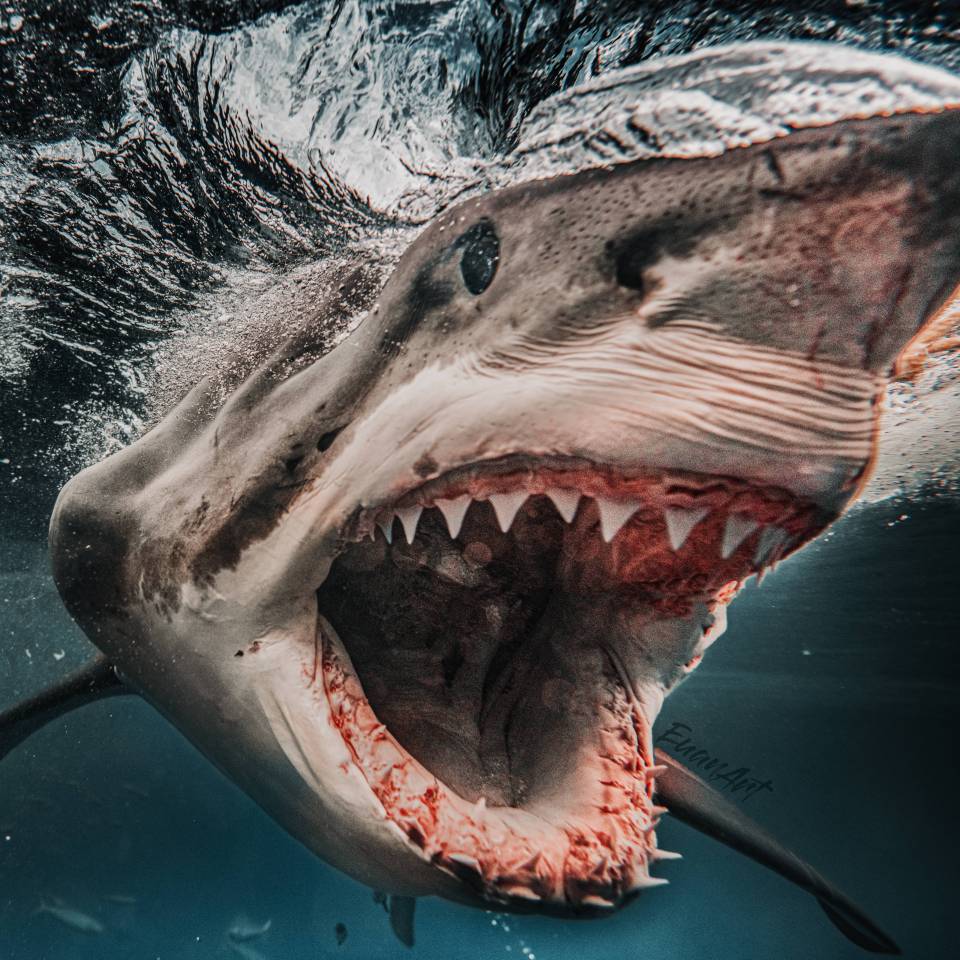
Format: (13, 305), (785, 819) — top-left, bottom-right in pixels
(488, 491), (528, 532)
(503, 885), (541, 902)
(595, 497), (640, 542)
(580, 894), (616, 908)
(396, 505), (423, 544)
(721, 513), (759, 559)
(754, 525), (789, 567)
(651, 849), (683, 861)
(377, 517), (394, 544)
(435, 495), (471, 539)
(663, 506), (709, 551)
(545, 488), (581, 523)
(630, 875), (669, 890)
(448, 852), (481, 872)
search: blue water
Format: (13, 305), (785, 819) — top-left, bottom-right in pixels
(3, 495), (957, 958)
(2, 2), (959, 958)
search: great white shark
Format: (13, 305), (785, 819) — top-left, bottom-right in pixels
(3, 43), (960, 954)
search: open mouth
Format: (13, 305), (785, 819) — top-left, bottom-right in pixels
(313, 457), (830, 910)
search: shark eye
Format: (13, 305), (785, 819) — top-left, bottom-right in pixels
(457, 219), (500, 295)
(614, 246), (647, 294)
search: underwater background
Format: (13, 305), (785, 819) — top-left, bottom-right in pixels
(2, 2), (959, 958)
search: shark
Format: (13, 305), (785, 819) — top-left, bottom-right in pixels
(3, 42), (960, 954)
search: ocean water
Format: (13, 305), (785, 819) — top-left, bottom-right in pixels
(2, 3), (959, 958)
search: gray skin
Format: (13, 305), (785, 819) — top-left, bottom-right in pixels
(47, 104), (960, 918)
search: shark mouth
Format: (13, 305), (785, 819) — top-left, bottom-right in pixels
(313, 458), (830, 910)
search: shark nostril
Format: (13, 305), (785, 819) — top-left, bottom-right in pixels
(317, 428), (343, 452)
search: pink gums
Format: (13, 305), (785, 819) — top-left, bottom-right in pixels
(320, 634), (666, 908)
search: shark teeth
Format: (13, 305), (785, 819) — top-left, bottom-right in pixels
(663, 506), (709, 551)
(650, 848), (682, 861)
(396, 505), (424, 545)
(373, 485), (795, 578)
(435, 495), (471, 539)
(629, 874), (669, 890)
(448, 852), (481, 872)
(487, 490), (529, 533)
(545, 487), (581, 522)
(503, 885), (542, 902)
(754, 524), (790, 566)
(595, 496), (640, 542)
(721, 513), (760, 559)
(580, 894), (616, 908)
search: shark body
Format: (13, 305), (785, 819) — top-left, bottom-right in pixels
(4, 43), (960, 953)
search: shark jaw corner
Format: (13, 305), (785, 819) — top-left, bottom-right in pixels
(46, 46), (960, 924)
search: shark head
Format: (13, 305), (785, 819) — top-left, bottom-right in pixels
(50, 45), (960, 916)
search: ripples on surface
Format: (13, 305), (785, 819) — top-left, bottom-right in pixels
(2, 1), (960, 526)
(2, 5), (960, 959)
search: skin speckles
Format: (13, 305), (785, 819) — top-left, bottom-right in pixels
(45, 49), (960, 925)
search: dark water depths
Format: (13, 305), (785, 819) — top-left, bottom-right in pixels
(2, 2), (960, 958)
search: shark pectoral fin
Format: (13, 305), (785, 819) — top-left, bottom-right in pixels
(0, 654), (130, 763)
(388, 895), (416, 948)
(651, 748), (900, 956)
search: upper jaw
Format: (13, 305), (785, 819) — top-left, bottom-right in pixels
(294, 458), (857, 615)
(316, 453), (834, 601)
(311, 326), (881, 546)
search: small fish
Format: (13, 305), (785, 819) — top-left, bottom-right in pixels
(228, 916), (272, 942)
(35, 899), (104, 934)
(103, 894), (137, 905)
(335, 922), (348, 946)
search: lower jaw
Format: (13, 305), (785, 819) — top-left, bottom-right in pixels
(310, 464), (827, 908)
(317, 616), (667, 911)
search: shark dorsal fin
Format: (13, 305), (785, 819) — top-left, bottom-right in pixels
(0, 655), (130, 762)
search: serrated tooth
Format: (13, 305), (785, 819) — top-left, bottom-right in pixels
(630, 875), (669, 890)
(591, 855), (610, 876)
(721, 513), (759, 559)
(595, 496), (640, 542)
(580, 894), (616, 908)
(753, 524), (789, 567)
(545, 488), (581, 522)
(448, 852), (481, 872)
(644, 764), (668, 781)
(435, 495), (471, 539)
(502, 885), (541, 901)
(663, 506), (709, 551)
(488, 491), (528, 532)
(650, 849), (682, 861)
(377, 517), (394, 544)
(396, 505), (423, 544)
(520, 851), (541, 871)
